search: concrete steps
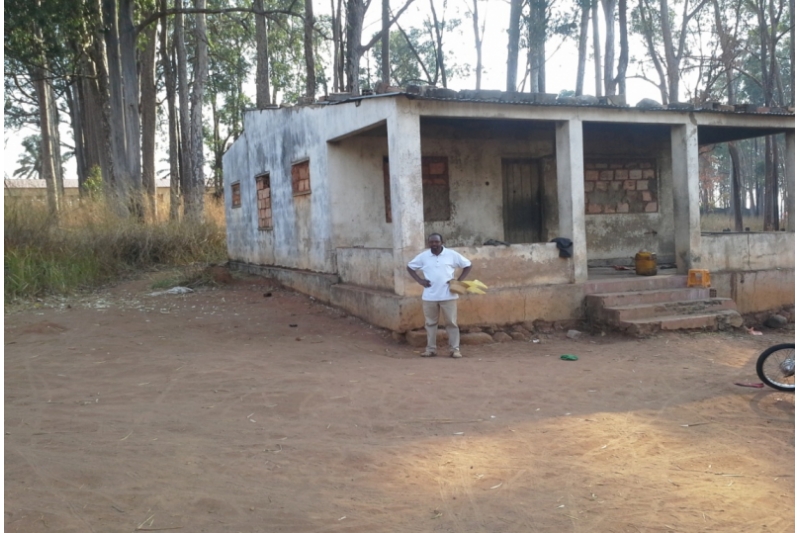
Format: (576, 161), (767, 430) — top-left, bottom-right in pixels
(586, 275), (744, 335)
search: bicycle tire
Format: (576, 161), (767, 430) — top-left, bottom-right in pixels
(756, 343), (795, 392)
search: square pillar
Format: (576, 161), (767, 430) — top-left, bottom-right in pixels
(671, 123), (701, 273)
(555, 118), (587, 282)
(387, 102), (425, 296)
(786, 131), (794, 232)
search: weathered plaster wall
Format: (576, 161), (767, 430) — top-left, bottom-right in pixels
(417, 119), (557, 246)
(330, 281), (585, 332)
(710, 269), (795, 314)
(223, 100), (400, 273)
(698, 232), (795, 271)
(699, 232), (795, 314)
(453, 243), (571, 288)
(582, 124), (676, 264)
(336, 247), (394, 290)
(328, 133), (393, 248)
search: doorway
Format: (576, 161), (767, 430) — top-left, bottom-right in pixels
(502, 158), (543, 243)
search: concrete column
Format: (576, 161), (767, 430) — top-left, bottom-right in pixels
(671, 123), (701, 273)
(387, 101), (425, 296)
(785, 131), (794, 232)
(555, 118), (587, 282)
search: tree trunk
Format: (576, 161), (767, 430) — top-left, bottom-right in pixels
(728, 142), (743, 231)
(600, 0), (615, 95)
(506, 0), (523, 91)
(32, 65), (61, 216)
(102, 0), (132, 212)
(344, 0), (366, 93)
(663, 2), (679, 102)
(429, 0), (447, 88)
(160, 0), (181, 220)
(791, 0), (795, 106)
(527, 0), (547, 93)
(615, 0), (628, 98)
(576, 0), (590, 95)
(304, 0), (316, 97)
(471, 0), (483, 90)
(119, 0), (142, 216)
(592, 0), (602, 96)
(187, 0), (208, 222)
(254, 0), (271, 107)
(140, 12), (158, 221)
(65, 81), (88, 188)
(381, 0), (390, 84)
(87, 6), (115, 191)
(175, 0), (192, 209)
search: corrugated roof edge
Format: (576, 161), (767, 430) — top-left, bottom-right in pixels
(248, 88), (793, 116)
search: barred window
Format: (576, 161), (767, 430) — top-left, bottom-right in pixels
(231, 182), (241, 208)
(256, 173), (272, 230)
(291, 160), (311, 196)
(382, 156), (451, 223)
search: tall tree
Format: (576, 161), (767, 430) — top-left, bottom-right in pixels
(254, 0), (272, 106)
(343, 0), (415, 93)
(506, 0), (523, 91)
(469, 0), (486, 89)
(635, 0), (711, 103)
(304, 0), (317, 96)
(140, 8), (159, 219)
(575, 0), (591, 95)
(186, 0), (209, 221)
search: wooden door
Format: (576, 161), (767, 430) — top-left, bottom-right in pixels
(502, 158), (543, 243)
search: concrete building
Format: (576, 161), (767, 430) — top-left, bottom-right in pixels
(222, 89), (794, 333)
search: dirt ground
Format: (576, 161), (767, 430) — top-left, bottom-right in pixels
(4, 273), (795, 533)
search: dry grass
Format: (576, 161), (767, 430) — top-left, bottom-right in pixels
(700, 213), (786, 232)
(4, 194), (228, 301)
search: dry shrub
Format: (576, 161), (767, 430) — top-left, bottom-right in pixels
(700, 213), (779, 232)
(5, 193), (227, 301)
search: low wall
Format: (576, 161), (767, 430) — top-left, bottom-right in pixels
(451, 243), (572, 288)
(711, 269), (795, 315)
(231, 262), (339, 303)
(698, 233), (795, 315)
(699, 232), (794, 271)
(336, 247), (394, 290)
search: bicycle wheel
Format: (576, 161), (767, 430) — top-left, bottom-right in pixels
(756, 343), (795, 392)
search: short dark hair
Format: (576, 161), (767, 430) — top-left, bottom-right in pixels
(428, 233), (443, 242)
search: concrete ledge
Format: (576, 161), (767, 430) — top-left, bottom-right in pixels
(229, 262), (340, 303)
(330, 284), (420, 331)
(230, 261), (587, 332)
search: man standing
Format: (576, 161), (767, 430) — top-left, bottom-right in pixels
(407, 233), (472, 358)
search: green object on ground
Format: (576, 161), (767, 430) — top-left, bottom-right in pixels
(560, 354), (579, 361)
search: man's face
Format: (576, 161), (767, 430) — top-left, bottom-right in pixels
(428, 235), (443, 254)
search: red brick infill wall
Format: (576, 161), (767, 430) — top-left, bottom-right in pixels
(584, 159), (658, 215)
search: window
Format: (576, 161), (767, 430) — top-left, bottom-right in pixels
(382, 156), (451, 223)
(421, 156), (451, 221)
(291, 160), (311, 196)
(256, 173), (272, 229)
(231, 182), (241, 208)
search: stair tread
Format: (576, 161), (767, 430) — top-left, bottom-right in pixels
(587, 287), (704, 298)
(622, 310), (739, 324)
(606, 298), (734, 311)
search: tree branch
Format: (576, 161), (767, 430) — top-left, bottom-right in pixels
(135, 5), (303, 36)
(360, 0), (417, 53)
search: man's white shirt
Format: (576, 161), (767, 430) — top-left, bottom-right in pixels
(408, 247), (472, 301)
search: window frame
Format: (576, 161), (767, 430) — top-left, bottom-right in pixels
(255, 173), (273, 230)
(291, 159), (311, 197)
(231, 181), (242, 208)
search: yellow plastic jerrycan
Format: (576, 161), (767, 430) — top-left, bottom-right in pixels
(634, 250), (658, 276)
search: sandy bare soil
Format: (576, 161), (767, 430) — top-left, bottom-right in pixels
(4, 273), (795, 533)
